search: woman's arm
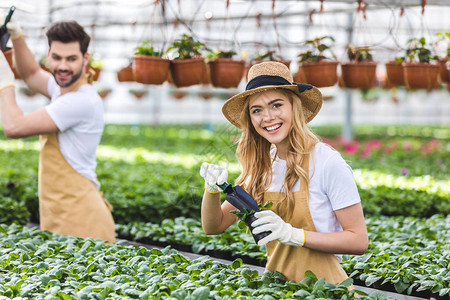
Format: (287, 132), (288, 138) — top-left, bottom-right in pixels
(303, 202), (368, 255)
(201, 191), (237, 235)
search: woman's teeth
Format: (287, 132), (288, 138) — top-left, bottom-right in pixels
(265, 124), (281, 131)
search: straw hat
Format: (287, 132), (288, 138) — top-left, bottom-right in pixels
(222, 61), (323, 128)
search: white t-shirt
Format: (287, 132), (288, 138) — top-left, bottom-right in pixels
(45, 77), (104, 189)
(267, 142), (361, 259)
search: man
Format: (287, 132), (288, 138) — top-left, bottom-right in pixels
(0, 17), (115, 243)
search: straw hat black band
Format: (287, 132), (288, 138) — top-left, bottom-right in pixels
(246, 75), (315, 94)
(246, 75), (291, 90)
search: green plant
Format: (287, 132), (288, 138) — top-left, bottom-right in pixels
(253, 50), (282, 61)
(166, 34), (205, 60)
(347, 45), (373, 62)
(206, 49), (237, 59)
(298, 36), (337, 62)
(134, 41), (163, 57)
(405, 37), (438, 63)
(231, 201), (272, 226)
(435, 31), (450, 59)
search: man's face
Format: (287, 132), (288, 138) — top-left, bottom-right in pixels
(47, 41), (87, 88)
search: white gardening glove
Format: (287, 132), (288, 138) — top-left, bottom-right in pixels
(0, 50), (15, 92)
(0, 14), (22, 40)
(199, 162), (228, 194)
(251, 210), (305, 247)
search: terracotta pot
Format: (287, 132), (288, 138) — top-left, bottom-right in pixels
(3, 47), (13, 69)
(208, 58), (245, 88)
(117, 66), (134, 82)
(133, 55), (170, 85)
(299, 61), (338, 87)
(170, 57), (205, 88)
(340, 62), (378, 89)
(385, 61), (405, 86)
(201, 62), (210, 85)
(130, 90), (147, 99)
(403, 62), (440, 90)
(90, 67), (101, 81)
(3, 47), (20, 79)
(438, 58), (449, 83)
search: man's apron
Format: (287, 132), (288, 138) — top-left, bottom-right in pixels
(38, 76), (115, 243)
(263, 154), (349, 284)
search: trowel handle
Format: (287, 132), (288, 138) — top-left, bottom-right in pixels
(217, 182), (232, 194)
(2, 6), (16, 30)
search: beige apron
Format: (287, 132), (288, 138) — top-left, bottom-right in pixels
(38, 76), (115, 243)
(264, 154), (349, 284)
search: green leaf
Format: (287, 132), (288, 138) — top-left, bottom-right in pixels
(190, 286), (210, 300)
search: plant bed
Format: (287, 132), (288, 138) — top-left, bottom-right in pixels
(0, 223), (388, 299)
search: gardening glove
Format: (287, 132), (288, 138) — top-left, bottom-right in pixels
(251, 210), (305, 247)
(0, 14), (22, 40)
(0, 50), (15, 92)
(200, 162), (228, 194)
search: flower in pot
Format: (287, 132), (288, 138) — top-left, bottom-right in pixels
(207, 49), (245, 88)
(88, 52), (103, 82)
(340, 45), (378, 89)
(133, 41), (170, 85)
(297, 36), (338, 87)
(403, 37), (440, 90)
(166, 34), (207, 88)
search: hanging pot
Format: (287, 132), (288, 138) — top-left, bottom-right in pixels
(117, 66), (134, 82)
(340, 62), (378, 89)
(208, 58), (245, 88)
(3, 47), (20, 79)
(170, 57), (205, 87)
(133, 55), (170, 85)
(299, 61), (339, 87)
(385, 61), (405, 86)
(403, 62), (440, 90)
(438, 58), (449, 83)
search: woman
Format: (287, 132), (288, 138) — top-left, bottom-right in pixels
(200, 61), (368, 284)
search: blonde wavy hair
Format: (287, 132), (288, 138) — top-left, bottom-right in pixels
(234, 88), (320, 220)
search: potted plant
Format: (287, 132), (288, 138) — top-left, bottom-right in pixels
(132, 41), (170, 85)
(245, 50), (291, 80)
(297, 36), (338, 87)
(88, 52), (103, 82)
(207, 49), (245, 88)
(385, 55), (405, 87)
(166, 34), (206, 88)
(340, 45), (378, 89)
(39, 55), (50, 72)
(435, 31), (449, 83)
(117, 59), (134, 82)
(2, 47), (20, 79)
(402, 37), (440, 90)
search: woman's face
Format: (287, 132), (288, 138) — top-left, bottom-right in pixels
(248, 89), (293, 151)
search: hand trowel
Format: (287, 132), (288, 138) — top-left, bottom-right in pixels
(217, 182), (271, 244)
(1, 6), (16, 52)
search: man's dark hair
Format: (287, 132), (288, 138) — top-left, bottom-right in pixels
(46, 21), (91, 55)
